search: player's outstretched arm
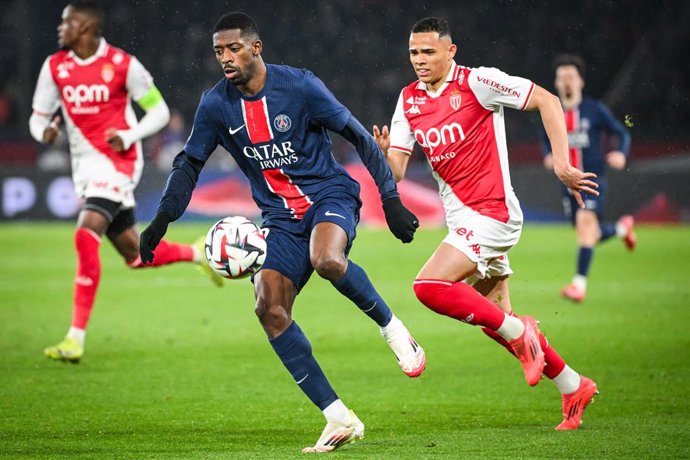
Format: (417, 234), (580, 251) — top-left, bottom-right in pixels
(526, 85), (599, 208)
(139, 151), (206, 263)
(341, 116), (418, 243)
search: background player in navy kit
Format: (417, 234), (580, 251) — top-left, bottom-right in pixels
(541, 54), (635, 303)
(139, 12), (424, 453)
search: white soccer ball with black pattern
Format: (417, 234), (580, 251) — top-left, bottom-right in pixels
(204, 216), (267, 279)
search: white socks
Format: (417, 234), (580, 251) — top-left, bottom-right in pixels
(552, 365), (581, 394)
(615, 220), (627, 238)
(191, 245), (202, 263)
(380, 314), (402, 334)
(67, 326), (86, 346)
(323, 399), (350, 425)
(496, 314), (524, 341)
(572, 274), (587, 291)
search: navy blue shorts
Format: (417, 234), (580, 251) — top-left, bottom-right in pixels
(562, 177), (607, 225)
(258, 194), (360, 292)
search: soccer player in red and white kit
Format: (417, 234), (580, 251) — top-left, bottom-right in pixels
(29, 1), (222, 363)
(373, 17), (600, 430)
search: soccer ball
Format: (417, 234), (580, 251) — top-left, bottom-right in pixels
(204, 216), (267, 279)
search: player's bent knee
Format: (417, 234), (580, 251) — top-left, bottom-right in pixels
(254, 300), (290, 326)
(413, 279), (449, 313)
(311, 254), (347, 281)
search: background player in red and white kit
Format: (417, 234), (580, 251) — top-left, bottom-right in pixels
(29, 1), (221, 363)
(373, 17), (599, 430)
(542, 54), (634, 303)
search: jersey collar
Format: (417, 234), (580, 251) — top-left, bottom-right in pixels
(68, 37), (108, 66)
(415, 61), (458, 97)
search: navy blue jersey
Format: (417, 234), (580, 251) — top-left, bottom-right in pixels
(183, 64), (397, 221)
(540, 97), (631, 177)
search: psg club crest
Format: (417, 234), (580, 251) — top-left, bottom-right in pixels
(274, 114), (291, 132)
(101, 64), (115, 83)
(450, 91), (462, 111)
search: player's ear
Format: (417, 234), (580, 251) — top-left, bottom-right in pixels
(252, 39), (262, 56)
(448, 43), (457, 60)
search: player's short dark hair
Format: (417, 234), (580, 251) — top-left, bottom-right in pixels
(553, 54), (586, 79)
(411, 17), (451, 40)
(213, 12), (260, 39)
(68, 1), (105, 34)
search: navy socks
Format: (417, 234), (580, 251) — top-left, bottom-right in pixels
(269, 321), (338, 410)
(332, 261), (393, 327)
(577, 247), (594, 276)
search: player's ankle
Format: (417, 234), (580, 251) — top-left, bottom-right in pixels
(322, 399), (350, 425)
(572, 275), (587, 291)
(496, 314), (524, 341)
(67, 326), (86, 347)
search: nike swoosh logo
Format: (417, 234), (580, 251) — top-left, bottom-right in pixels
(295, 373), (309, 384)
(324, 211), (346, 219)
(228, 124), (246, 135)
(362, 301), (377, 313)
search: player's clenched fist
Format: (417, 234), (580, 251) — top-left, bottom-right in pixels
(383, 196), (419, 243)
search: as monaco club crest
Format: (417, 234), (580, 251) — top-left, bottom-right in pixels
(450, 91), (461, 111)
(101, 63), (114, 83)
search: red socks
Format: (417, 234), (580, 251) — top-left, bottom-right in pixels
(72, 228), (101, 329)
(413, 277), (568, 380)
(128, 240), (194, 268)
(413, 279), (507, 330)
(71, 230), (194, 330)
(481, 325), (566, 379)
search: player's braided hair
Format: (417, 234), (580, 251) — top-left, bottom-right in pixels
(411, 17), (451, 40)
(553, 54), (586, 79)
(213, 11), (260, 40)
(68, 0), (105, 35)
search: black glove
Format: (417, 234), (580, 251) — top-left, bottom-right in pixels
(139, 212), (172, 264)
(382, 196), (419, 243)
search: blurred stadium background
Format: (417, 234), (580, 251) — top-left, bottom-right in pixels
(1, 0), (688, 225)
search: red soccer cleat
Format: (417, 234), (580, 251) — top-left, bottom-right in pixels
(508, 316), (545, 386)
(618, 215), (637, 251)
(561, 283), (586, 303)
(556, 375), (599, 430)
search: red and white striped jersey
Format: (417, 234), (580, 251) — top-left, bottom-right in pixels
(31, 38), (155, 178)
(389, 61), (535, 224)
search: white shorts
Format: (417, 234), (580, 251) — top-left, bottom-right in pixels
(442, 212), (522, 280)
(71, 151), (142, 208)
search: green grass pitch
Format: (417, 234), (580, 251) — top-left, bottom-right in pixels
(1, 223), (689, 458)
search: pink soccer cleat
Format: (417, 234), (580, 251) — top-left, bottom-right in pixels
(556, 375), (599, 430)
(508, 316), (545, 386)
(561, 283), (586, 303)
(618, 215), (637, 251)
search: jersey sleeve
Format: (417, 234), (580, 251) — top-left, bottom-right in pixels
(596, 101), (631, 155)
(388, 90), (415, 155)
(468, 66), (535, 111)
(182, 92), (221, 161)
(126, 56), (161, 107)
(303, 71), (351, 132)
(32, 57), (60, 116)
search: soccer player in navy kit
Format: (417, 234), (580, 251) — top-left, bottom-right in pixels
(541, 54), (635, 302)
(139, 12), (425, 453)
